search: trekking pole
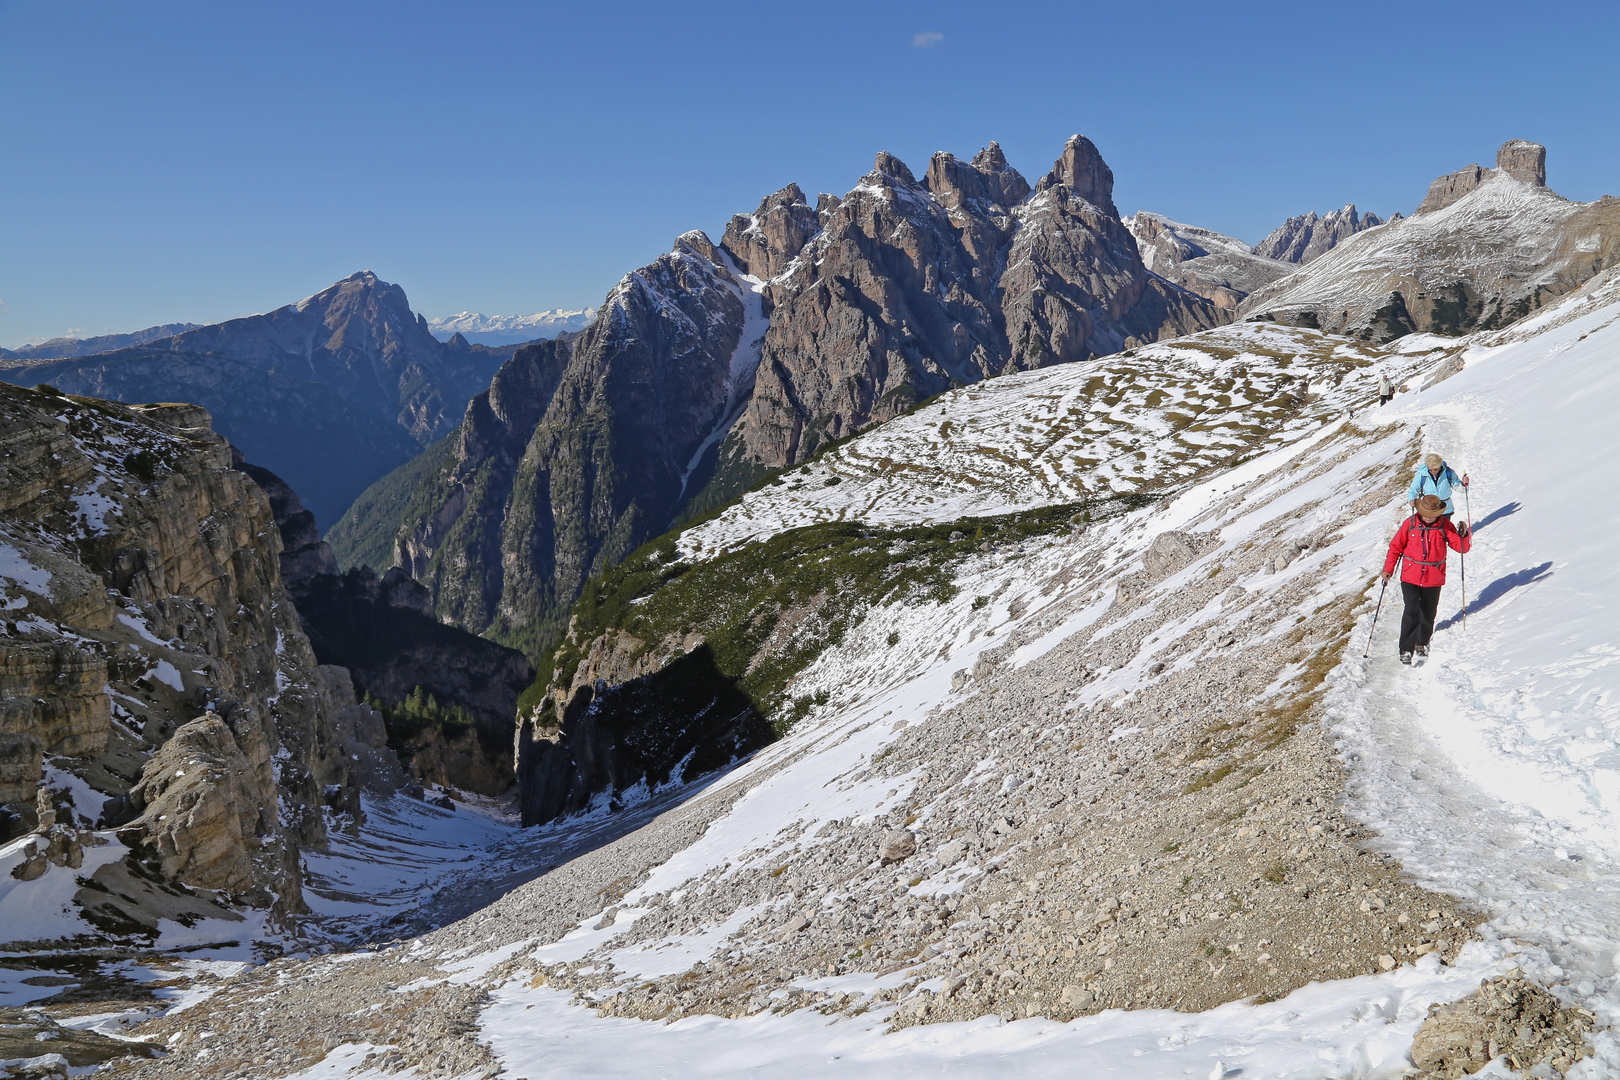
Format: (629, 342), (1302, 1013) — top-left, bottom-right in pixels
(1365, 570), (1392, 659)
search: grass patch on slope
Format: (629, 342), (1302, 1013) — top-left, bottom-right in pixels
(523, 492), (1158, 734)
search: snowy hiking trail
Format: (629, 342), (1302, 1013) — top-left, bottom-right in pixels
(1331, 269), (1620, 1069)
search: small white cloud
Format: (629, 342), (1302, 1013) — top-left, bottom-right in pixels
(912, 31), (944, 48)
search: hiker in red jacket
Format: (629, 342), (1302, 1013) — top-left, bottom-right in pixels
(1382, 494), (1472, 664)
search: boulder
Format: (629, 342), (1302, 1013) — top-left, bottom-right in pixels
(1143, 531), (1197, 579)
(879, 829), (917, 864)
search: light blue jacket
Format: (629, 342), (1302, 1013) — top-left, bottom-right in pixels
(1408, 462), (1462, 515)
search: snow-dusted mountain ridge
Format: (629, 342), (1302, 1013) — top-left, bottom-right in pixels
(1240, 140), (1620, 339)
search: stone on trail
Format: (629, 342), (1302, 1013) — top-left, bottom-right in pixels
(1410, 972), (1593, 1078)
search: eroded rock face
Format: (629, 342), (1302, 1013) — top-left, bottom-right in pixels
(722, 184), (820, 280)
(391, 238), (748, 643)
(714, 136), (1222, 498)
(1417, 163), (1490, 215)
(116, 714), (266, 895)
(516, 639), (772, 826)
(0, 383), (387, 922)
(1496, 139), (1547, 186)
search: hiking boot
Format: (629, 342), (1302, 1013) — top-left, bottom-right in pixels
(1415, 645), (1429, 657)
(1400, 652), (1413, 665)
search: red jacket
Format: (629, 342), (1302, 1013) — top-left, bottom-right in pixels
(1384, 515), (1470, 587)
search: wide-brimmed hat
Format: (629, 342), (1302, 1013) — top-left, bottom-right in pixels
(1416, 494), (1446, 517)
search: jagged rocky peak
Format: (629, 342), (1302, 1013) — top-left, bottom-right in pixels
(721, 183), (820, 279)
(1040, 134), (1118, 217)
(1418, 139), (1548, 213)
(871, 149), (918, 185)
(1255, 205), (1392, 264)
(924, 141), (1031, 211)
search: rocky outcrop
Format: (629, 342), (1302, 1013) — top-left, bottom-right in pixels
(708, 136), (1222, 503)
(0, 383), (391, 925)
(1126, 213), (1293, 309)
(516, 641), (772, 826)
(1496, 138), (1547, 186)
(0, 272), (518, 528)
(1417, 140), (1547, 215)
(1254, 205), (1392, 263)
(115, 714), (268, 896)
(1241, 140), (1620, 339)
(1415, 164), (1489, 216)
(722, 184), (821, 280)
(349, 136), (1222, 652)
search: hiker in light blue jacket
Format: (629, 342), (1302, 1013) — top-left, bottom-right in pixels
(1408, 453), (1468, 516)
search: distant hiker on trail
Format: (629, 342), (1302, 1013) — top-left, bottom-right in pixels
(1378, 372), (1392, 406)
(1408, 453), (1468, 516)
(1383, 493), (1472, 664)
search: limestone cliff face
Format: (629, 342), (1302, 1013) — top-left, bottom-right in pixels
(233, 457), (530, 796)
(357, 136), (1221, 648)
(373, 237), (749, 646)
(515, 626), (769, 827)
(0, 383), (385, 925)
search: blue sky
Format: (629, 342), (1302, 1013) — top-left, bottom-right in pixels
(2, 0), (1616, 345)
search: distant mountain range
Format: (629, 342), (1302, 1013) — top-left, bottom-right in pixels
(1125, 204), (1391, 312)
(0, 323), (202, 360)
(426, 309), (596, 346)
(0, 273), (520, 529)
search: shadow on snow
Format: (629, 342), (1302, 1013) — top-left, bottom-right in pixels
(1440, 561), (1554, 630)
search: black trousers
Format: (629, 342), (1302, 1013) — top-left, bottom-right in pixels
(1399, 582), (1442, 654)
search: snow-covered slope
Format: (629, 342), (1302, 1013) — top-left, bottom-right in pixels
(682, 321), (1456, 558)
(426, 308), (596, 345)
(1337, 268), (1620, 1014)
